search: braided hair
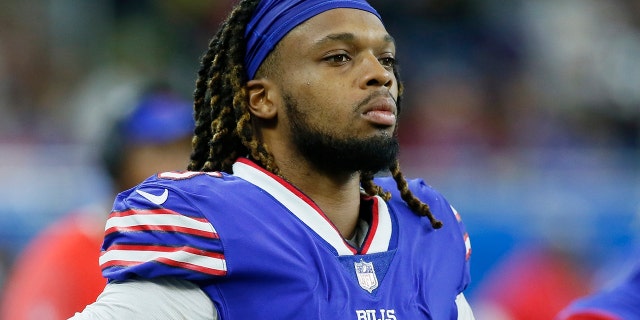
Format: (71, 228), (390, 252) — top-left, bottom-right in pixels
(188, 0), (443, 229)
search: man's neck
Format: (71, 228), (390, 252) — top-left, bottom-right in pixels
(277, 159), (363, 239)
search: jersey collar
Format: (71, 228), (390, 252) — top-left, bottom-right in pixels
(232, 158), (393, 256)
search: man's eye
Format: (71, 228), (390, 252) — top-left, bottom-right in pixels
(380, 57), (396, 69)
(325, 54), (351, 64)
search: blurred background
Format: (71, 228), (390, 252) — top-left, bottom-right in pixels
(0, 0), (638, 319)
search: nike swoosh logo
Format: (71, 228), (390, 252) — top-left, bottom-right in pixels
(136, 189), (169, 205)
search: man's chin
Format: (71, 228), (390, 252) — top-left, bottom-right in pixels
(301, 137), (399, 175)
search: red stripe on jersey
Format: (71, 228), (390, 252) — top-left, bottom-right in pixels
(463, 233), (471, 260)
(100, 245), (227, 276)
(561, 311), (621, 320)
(100, 259), (140, 269)
(236, 158), (324, 213)
(360, 196), (380, 254)
(100, 259), (227, 276)
(109, 208), (210, 223)
(104, 225), (217, 238)
(106, 244), (224, 259)
(237, 157), (358, 254)
(106, 208), (217, 238)
(155, 257), (227, 276)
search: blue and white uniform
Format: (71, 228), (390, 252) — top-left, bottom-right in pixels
(95, 158), (473, 319)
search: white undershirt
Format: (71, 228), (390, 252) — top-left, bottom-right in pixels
(345, 218), (369, 249)
(69, 277), (215, 320)
(70, 277), (474, 319)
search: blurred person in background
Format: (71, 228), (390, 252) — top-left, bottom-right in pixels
(555, 210), (640, 320)
(470, 244), (591, 320)
(555, 262), (640, 320)
(0, 84), (194, 320)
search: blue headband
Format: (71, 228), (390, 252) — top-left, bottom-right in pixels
(244, 0), (381, 79)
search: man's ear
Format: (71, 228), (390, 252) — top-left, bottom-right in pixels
(246, 79), (278, 120)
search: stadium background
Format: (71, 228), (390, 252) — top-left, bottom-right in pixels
(0, 0), (638, 317)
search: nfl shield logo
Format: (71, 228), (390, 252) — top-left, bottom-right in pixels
(354, 259), (378, 293)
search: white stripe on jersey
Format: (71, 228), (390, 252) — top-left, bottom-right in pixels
(105, 213), (216, 235)
(366, 197), (393, 254)
(232, 160), (393, 256)
(450, 205), (472, 260)
(100, 246), (227, 275)
(464, 234), (471, 256)
(233, 160), (354, 255)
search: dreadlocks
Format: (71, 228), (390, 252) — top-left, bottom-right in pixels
(189, 0), (271, 174)
(188, 0), (443, 229)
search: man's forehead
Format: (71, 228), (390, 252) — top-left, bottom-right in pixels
(244, 0), (382, 79)
(311, 31), (395, 46)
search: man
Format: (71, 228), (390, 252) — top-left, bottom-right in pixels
(0, 86), (193, 320)
(72, 0), (475, 318)
(555, 262), (640, 320)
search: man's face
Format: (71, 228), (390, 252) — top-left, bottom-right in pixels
(119, 137), (192, 190)
(283, 92), (399, 174)
(269, 8), (400, 173)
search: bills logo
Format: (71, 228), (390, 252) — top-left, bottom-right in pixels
(354, 259), (378, 293)
(355, 309), (397, 320)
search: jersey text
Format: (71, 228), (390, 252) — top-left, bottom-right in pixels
(355, 309), (396, 320)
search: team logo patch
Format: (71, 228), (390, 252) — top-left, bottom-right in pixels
(354, 259), (378, 293)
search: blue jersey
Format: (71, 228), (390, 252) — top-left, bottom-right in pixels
(100, 158), (472, 319)
(557, 264), (640, 320)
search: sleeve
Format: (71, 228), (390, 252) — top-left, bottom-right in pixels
(555, 265), (640, 320)
(99, 181), (227, 282)
(556, 311), (620, 320)
(410, 179), (473, 290)
(69, 277), (217, 320)
(450, 205), (472, 292)
(409, 179), (475, 319)
(555, 289), (634, 320)
(450, 205), (475, 320)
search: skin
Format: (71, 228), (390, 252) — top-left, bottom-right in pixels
(118, 137), (193, 191)
(246, 8), (399, 239)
